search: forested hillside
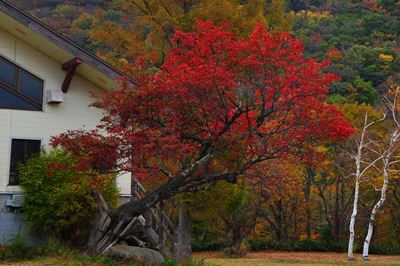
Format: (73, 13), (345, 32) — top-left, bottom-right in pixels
(10, 0), (400, 258)
(11, 0), (400, 106)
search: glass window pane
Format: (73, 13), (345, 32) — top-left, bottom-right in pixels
(9, 139), (41, 185)
(19, 70), (43, 104)
(0, 57), (16, 86)
(26, 140), (41, 157)
(9, 139), (25, 185)
(0, 86), (40, 111)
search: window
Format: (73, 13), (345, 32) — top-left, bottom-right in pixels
(0, 56), (43, 111)
(9, 139), (41, 185)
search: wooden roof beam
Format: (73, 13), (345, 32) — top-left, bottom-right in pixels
(61, 57), (82, 93)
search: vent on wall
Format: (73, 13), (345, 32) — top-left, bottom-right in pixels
(5, 194), (25, 208)
(46, 90), (63, 104)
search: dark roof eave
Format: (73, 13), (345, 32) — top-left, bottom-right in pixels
(0, 0), (137, 87)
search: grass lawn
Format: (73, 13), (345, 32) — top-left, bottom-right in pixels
(0, 253), (127, 266)
(1, 251), (400, 265)
(194, 251), (400, 266)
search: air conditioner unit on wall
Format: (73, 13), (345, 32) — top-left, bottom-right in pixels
(46, 89), (64, 104)
(5, 194), (25, 208)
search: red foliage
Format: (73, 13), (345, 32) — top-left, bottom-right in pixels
(51, 130), (118, 172)
(311, 33), (321, 42)
(52, 21), (354, 183)
(363, 0), (383, 11)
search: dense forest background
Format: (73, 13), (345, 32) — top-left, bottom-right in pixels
(10, 0), (400, 255)
(11, 0), (400, 106)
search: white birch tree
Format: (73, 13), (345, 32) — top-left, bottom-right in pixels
(347, 112), (385, 260)
(362, 86), (400, 260)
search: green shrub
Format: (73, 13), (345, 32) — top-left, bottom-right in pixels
(192, 240), (227, 251)
(318, 224), (333, 243)
(369, 245), (400, 255)
(193, 237), (351, 253)
(165, 259), (180, 266)
(247, 239), (293, 251)
(40, 238), (73, 257)
(0, 238), (131, 264)
(0, 236), (41, 260)
(19, 149), (118, 242)
(293, 238), (322, 251)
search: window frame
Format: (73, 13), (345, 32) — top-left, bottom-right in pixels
(0, 55), (44, 111)
(8, 138), (42, 186)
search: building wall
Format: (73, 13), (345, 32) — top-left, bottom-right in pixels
(0, 194), (44, 245)
(0, 26), (131, 242)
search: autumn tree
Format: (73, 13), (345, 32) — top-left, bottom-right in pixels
(256, 158), (307, 241)
(52, 21), (354, 254)
(347, 111), (384, 260)
(362, 84), (400, 260)
(90, 0), (294, 64)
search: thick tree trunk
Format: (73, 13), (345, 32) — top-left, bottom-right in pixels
(87, 208), (106, 254)
(87, 191), (112, 255)
(231, 229), (245, 256)
(363, 157), (389, 260)
(88, 154), (214, 255)
(173, 201), (192, 261)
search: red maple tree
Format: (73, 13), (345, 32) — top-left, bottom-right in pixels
(51, 20), (354, 253)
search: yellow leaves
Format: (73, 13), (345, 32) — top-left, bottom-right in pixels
(184, 180), (245, 220)
(265, 0), (294, 32)
(343, 103), (389, 141)
(370, 175), (385, 188)
(90, 0), (295, 64)
(119, 58), (128, 65)
(71, 13), (96, 31)
(296, 10), (332, 21)
(339, 103), (384, 130)
(118, 58), (129, 67)
(379, 53), (394, 62)
(254, 221), (268, 238)
(90, 18), (146, 63)
(391, 171), (400, 180)
(52, 4), (75, 18)
(384, 80), (400, 115)
(190, 0), (267, 37)
(315, 145), (327, 154)
(378, 54), (394, 72)
(299, 233), (319, 240)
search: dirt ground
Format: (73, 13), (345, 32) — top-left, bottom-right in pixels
(193, 251), (400, 265)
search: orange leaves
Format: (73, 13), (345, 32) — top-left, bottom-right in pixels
(363, 0), (384, 12)
(327, 47), (343, 59)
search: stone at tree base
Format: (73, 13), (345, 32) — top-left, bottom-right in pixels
(107, 245), (165, 266)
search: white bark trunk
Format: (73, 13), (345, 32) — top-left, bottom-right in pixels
(360, 86), (400, 261)
(348, 176), (360, 260)
(362, 158), (389, 260)
(347, 114), (368, 261)
(362, 105), (400, 261)
(347, 112), (382, 260)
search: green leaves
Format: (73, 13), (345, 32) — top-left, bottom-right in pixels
(19, 150), (118, 237)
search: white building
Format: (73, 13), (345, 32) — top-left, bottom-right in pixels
(0, 0), (131, 243)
